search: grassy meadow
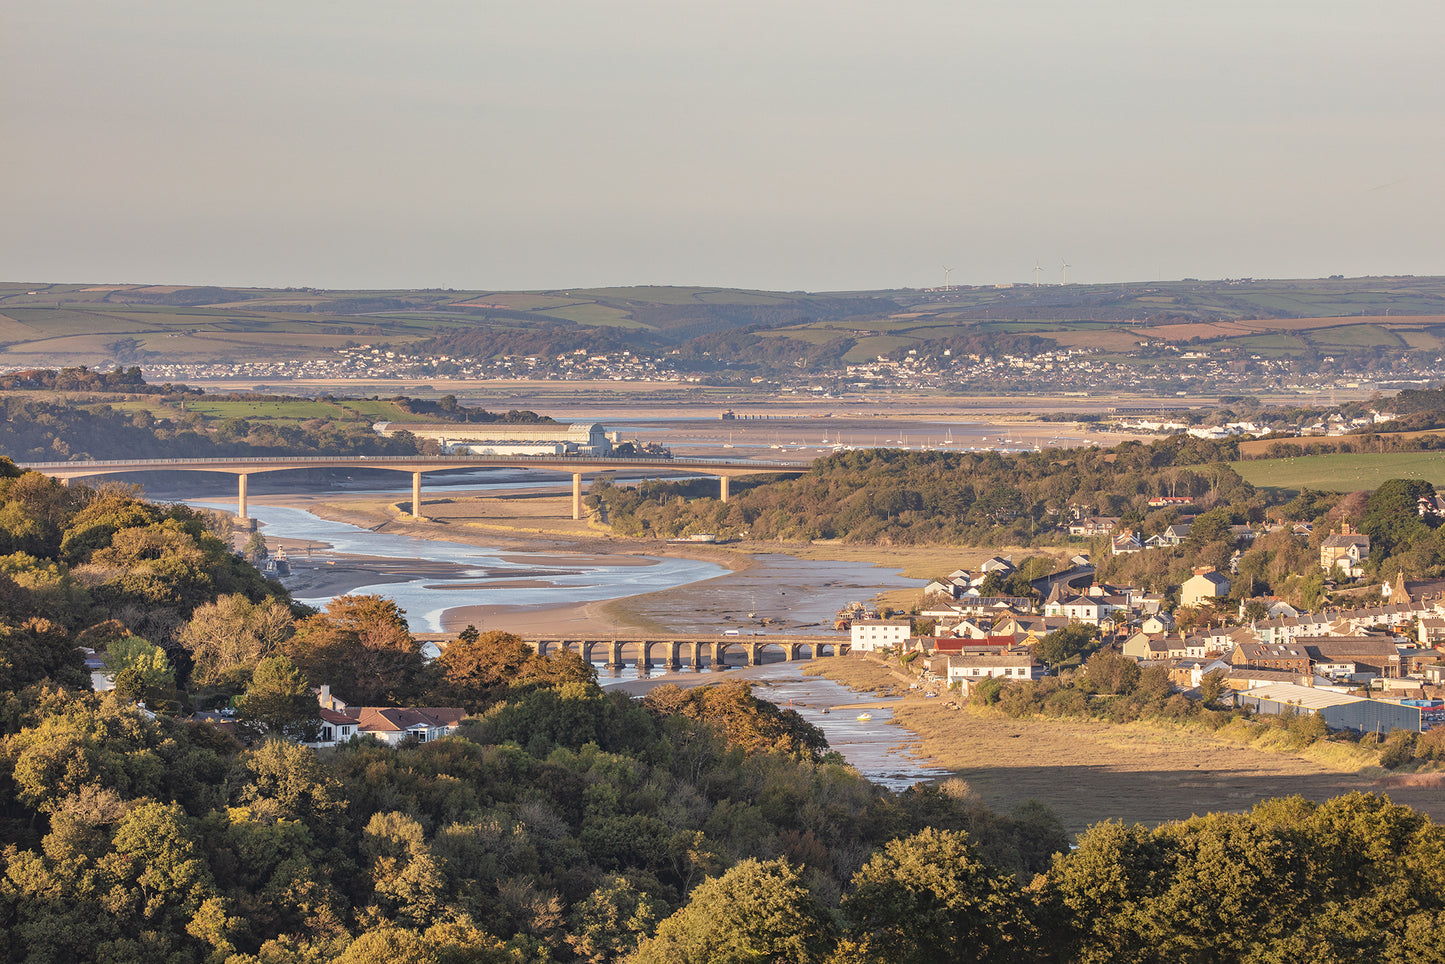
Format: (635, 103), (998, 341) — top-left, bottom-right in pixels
(1231, 451), (1445, 492)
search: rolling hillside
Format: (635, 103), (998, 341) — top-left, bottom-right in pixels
(3, 276), (1445, 371)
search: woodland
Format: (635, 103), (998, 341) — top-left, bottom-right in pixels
(593, 438), (1445, 613)
(4, 381), (1445, 958)
(0, 461), (1441, 961)
(0, 368), (554, 462)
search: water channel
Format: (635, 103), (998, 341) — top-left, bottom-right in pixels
(189, 489), (943, 788)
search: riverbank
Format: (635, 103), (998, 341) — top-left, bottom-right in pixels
(803, 654), (1443, 834)
(247, 487), (923, 636)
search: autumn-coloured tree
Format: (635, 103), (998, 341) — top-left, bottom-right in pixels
(284, 594), (424, 704)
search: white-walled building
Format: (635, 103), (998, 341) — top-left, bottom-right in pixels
(373, 421), (613, 455)
(944, 652), (1043, 687)
(850, 618), (913, 652)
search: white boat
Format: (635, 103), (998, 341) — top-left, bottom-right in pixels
(856, 713), (872, 722)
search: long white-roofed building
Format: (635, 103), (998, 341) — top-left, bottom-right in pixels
(373, 421), (614, 455)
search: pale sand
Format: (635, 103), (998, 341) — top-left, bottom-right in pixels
(251, 488), (763, 635)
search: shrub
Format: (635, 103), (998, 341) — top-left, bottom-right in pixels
(1379, 729), (1417, 769)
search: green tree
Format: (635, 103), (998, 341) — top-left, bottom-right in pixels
(238, 654), (321, 741)
(1361, 478), (1436, 558)
(362, 811), (449, 927)
(434, 628), (594, 709)
(101, 634), (176, 702)
(566, 874), (667, 963)
(1199, 668), (1228, 706)
(1034, 624), (1098, 667)
(241, 529), (268, 563)
(632, 858), (835, 964)
(644, 680), (828, 759)
(0, 616), (88, 691)
(835, 827), (1033, 964)
(1082, 650), (1140, 695)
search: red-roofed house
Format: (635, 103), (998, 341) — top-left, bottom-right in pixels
(308, 684), (465, 748)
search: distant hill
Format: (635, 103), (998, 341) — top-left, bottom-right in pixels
(3, 276), (1445, 371)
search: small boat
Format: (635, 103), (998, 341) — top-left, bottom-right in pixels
(856, 713), (872, 722)
(820, 707), (829, 715)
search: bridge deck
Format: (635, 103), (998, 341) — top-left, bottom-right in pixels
(19, 454), (812, 476)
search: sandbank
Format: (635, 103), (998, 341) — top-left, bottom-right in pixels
(248, 487), (781, 635)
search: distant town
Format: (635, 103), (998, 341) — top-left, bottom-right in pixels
(133, 340), (1444, 399)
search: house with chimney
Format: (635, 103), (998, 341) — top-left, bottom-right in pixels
(308, 684), (466, 748)
(1320, 524), (1370, 578)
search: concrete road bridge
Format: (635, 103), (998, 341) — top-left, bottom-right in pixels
(18, 454), (811, 521)
(527, 633), (851, 672)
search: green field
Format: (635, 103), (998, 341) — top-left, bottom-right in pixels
(842, 335), (921, 362)
(1232, 452), (1445, 492)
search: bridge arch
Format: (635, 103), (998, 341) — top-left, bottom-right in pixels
(751, 641), (790, 666)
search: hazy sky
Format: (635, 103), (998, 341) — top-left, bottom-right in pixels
(4, 1), (1442, 291)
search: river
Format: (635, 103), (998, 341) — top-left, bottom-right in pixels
(190, 494), (941, 787)
(191, 500), (729, 633)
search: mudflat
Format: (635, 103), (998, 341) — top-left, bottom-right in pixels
(247, 487), (919, 637)
(805, 656), (1443, 834)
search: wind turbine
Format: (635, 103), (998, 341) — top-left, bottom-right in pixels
(1060, 258), (1071, 285)
(1033, 261), (1042, 287)
(942, 266), (954, 291)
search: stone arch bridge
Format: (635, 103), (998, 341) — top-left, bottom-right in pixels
(527, 633), (851, 672)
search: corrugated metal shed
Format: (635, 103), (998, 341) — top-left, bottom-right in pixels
(1242, 683), (1361, 712)
(1240, 682), (1423, 733)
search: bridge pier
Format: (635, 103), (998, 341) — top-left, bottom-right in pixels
(604, 640), (624, 670)
(573, 473), (583, 521)
(412, 472), (424, 519)
(237, 473), (249, 521)
(719, 475), (730, 502)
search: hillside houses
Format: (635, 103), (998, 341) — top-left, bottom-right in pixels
(902, 546), (1445, 737)
(913, 551), (1445, 686)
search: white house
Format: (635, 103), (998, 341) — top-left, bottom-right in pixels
(308, 684), (465, 748)
(850, 618), (913, 652)
(945, 652), (1043, 687)
(344, 706), (466, 746)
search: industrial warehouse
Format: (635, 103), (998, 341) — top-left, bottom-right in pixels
(372, 421), (618, 456)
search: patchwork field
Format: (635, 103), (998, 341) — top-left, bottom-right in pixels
(4, 278), (1445, 368)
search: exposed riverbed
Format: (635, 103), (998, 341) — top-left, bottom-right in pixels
(187, 490), (941, 789)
